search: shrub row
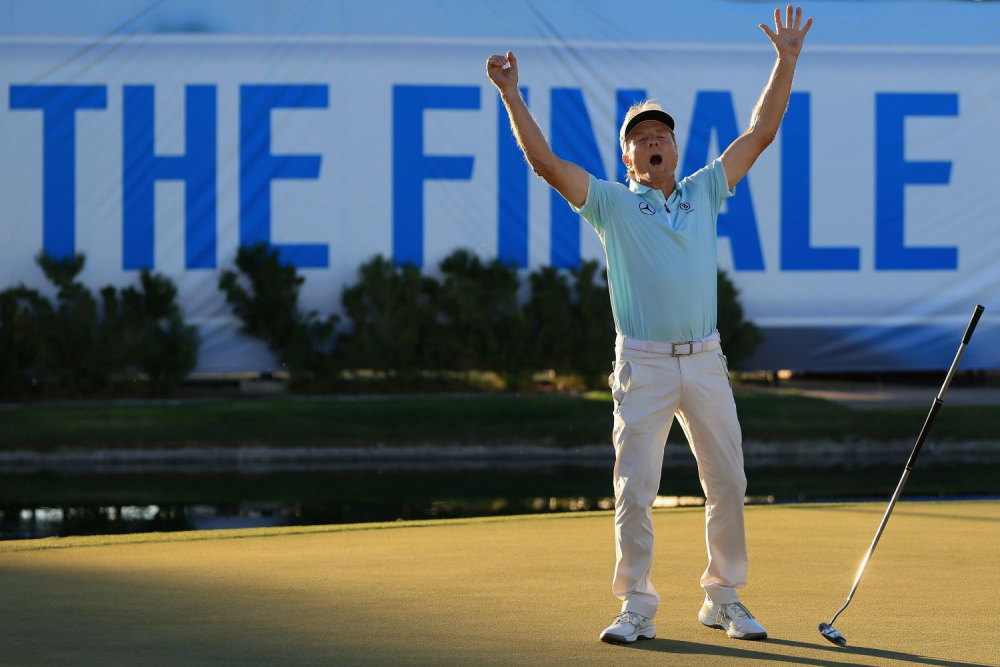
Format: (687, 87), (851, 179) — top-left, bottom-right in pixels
(1, 253), (199, 398)
(219, 243), (763, 391)
(1, 244), (762, 397)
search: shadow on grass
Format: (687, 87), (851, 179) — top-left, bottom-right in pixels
(767, 638), (996, 667)
(626, 637), (993, 667)
(0, 565), (335, 667)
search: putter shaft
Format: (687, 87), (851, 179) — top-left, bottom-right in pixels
(822, 304), (984, 632)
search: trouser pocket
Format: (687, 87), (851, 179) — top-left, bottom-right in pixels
(609, 359), (634, 410)
(717, 351), (732, 389)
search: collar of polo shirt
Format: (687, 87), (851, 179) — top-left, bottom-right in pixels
(629, 178), (682, 205)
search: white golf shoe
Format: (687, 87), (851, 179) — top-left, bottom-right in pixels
(698, 598), (767, 640)
(599, 611), (656, 644)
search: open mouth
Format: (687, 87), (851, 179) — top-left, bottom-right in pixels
(650, 155), (663, 166)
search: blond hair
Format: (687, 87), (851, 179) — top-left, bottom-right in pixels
(619, 99), (676, 181)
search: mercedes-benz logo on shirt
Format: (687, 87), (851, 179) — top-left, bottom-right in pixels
(638, 201), (655, 216)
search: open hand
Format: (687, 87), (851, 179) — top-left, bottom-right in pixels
(486, 51), (518, 93)
(760, 5), (813, 60)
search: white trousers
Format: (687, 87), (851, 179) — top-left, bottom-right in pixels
(609, 336), (747, 619)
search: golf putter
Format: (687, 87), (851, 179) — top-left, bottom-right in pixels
(818, 304), (985, 647)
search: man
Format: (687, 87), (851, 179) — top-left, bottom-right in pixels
(486, 4), (812, 644)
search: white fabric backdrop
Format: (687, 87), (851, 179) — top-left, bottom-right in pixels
(2, 20), (998, 371)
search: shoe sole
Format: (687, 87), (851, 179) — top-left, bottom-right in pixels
(699, 616), (767, 641)
(600, 630), (656, 645)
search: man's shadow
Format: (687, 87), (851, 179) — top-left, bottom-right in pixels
(623, 636), (994, 667)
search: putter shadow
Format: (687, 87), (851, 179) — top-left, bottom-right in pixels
(766, 638), (996, 667)
(625, 637), (993, 667)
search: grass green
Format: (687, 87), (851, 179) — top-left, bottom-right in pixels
(1, 501), (997, 666)
(3, 391), (1000, 450)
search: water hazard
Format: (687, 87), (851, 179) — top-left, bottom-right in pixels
(3, 464), (998, 540)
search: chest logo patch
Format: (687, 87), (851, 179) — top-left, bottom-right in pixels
(680, 202), (693, 212)
(638, 201), (655, 216)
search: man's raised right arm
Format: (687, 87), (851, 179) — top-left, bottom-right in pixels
(487, 51), (589, 209)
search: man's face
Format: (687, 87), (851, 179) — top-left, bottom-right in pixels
(622, 120), (677, 184)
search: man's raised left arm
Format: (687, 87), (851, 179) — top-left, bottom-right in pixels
(720, 5), (813, 191)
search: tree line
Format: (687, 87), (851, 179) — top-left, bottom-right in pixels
(0, 243), (762, 398)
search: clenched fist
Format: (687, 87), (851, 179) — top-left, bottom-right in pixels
(486, 51), (518, 94)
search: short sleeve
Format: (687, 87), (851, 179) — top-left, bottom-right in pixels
(685, 158), (736, 212)
(569, 173), (618, 237)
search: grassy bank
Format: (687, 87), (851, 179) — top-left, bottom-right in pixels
(2, 391), (1000, 450)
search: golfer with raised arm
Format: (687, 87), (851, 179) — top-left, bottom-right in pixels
(487, 5), (812, 645)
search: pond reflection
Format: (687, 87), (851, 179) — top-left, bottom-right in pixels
(2, 464), (997, 540)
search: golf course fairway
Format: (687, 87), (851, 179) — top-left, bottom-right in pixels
(1, 501), (998, 666)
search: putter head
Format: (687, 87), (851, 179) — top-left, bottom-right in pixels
(818, 622), (847, 647)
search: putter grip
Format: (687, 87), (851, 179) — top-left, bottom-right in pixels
(963, 305), (985, 345)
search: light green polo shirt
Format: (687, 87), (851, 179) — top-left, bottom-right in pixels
(571, 158), (735, 343)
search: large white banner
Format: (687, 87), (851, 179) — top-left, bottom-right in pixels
(2, 36), (998, 372)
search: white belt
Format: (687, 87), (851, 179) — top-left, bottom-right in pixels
(620, 331), (721, 356)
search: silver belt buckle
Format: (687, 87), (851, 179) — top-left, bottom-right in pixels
(671, 341), (695, 356)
